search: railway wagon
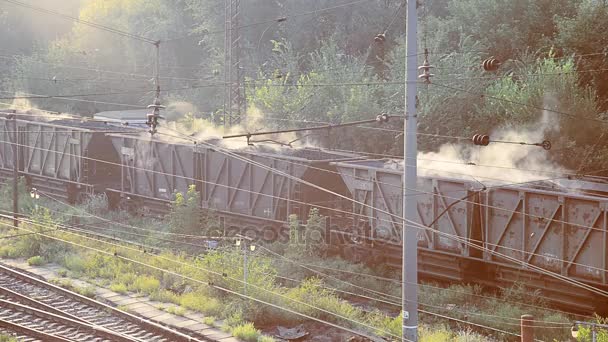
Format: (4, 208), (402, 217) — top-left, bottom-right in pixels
(483, 185), (608, 310)
(106, 133), (359, 234)
(332, 158), (608, 312)
(332, 159), (484, 282)
(0, 112), (126, 202)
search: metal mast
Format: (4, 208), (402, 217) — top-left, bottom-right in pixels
(224, 0), (245, 127)
(402, 0), (419, 341)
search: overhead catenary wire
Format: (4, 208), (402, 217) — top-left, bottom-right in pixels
(0, 214), (539, 339)
(2, 134), (608, 271)
(0, 198), (587, 327)
(0, 124), (607, 299)
(1, 0), (157, 45)
(25, 190), (579, 320)
(163, 0), (373, 43)
(1, 138), (604, 318)
(0, 217), (402, 341)
(181, 133), (608, 298)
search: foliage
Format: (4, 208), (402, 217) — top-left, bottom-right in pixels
(109, 282), (128, 294)
(27, 255), (45, 266)
(0, 334), (18, 342)
(179, 291), (221, 316)
(557, 0), (608, 110)
(230, 322), (261, 342)
(168, 185), (220, 238)
(129, 275), (160, 295)
(166, 305), (186, 316)
(203, 316), (216, 326)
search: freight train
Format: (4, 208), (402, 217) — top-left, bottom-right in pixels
(0, 110), (606, 313)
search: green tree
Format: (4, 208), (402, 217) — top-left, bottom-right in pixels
(557, 0), (608, 109)
(168, 185), (219, 237)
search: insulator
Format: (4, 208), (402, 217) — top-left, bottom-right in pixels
(418, 57), (434, 83)
(472, 134), (491, 146)
(418, 72), (435, 83)
(482, 57), (501, 71)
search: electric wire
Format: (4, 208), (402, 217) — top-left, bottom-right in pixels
(0, 217), (402, 341)
(1, 127), (607, 299)
(2, 133), (608, 273)
(163, 0), (373, 43)
(169, 132), (608, 299)
(1, 214), (569, 337)
(1, 0), (157, 45)
(0, 202), (589, 327)
(0, 150), (600, 320)
(0, 214), (539, 338)
(25, 192), (580, 324)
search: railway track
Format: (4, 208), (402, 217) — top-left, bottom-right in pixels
(0, 262), (207, 342)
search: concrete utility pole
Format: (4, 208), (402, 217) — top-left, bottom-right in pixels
(402, 0), (418, 340)
(12, 114), (18, 227)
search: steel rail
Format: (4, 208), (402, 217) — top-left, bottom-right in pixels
(0, 299), (137, 341)
(0, 263), (208, 342)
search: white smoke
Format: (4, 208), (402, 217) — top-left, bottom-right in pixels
(158, 103), (300, 150)
(415, 95), (566, 186)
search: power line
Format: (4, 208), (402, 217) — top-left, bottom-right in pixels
(430, 82), (608, 125)
(1, 0), (157, 45)
(164, 0), (373, 43)
(2, 135), (604, 316)
(1, 129), (606, 298)
(0, 217), (402, 340)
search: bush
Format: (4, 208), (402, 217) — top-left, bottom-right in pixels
(180, 292), (221, 316)
(63, 254), (87, 274)
(203, 316), (216, 326)
(27, 255), (45, 266)
(130, 276), (160, 294)
(0, 245), (18, 258)
(0, 334), (17, 342)
(150, 290), (181, 304)
(166, 306), (186, 316)
(231, 323), (260, 342)
(109, 283), (128, 294)
(75, 285), (97, 298)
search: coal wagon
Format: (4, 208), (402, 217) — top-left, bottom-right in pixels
(0, 111), (128, 202)
(332, 158), (608, 312)
(106, 133), (360, 235)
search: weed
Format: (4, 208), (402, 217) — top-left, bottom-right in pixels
(166, 306), (186, 316)
(0, 245), (18, 258)
(0, 334), (17, 342)
(74, 285), (97, 298)
(109, 282), (128, 294)
(27, 255), (45, 266)
(179, 291), (221, 316)
(57, 269), (68, 277)
(51, 278), (73, 289)
(129, 275), (160, 294)
(63, 254), (86, 274)
(231, 322), (260, 342)
(203, 316), (216, 326)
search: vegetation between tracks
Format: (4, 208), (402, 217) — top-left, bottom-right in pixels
(0, 184), (604, 341)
